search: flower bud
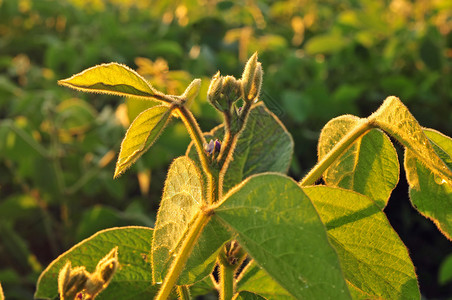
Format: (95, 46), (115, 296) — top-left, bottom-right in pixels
(207, 72), (241, 112)
(58, 262), (89, 300)
(204, 139), (221, 156)
(85, 247), (119, 298)
(241, 52), (263, 102)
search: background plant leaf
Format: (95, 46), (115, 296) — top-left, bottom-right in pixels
(370, 96), (452, 181)
(114, 105), (173, 178)
(236, 261), (293, 300)
(151, 156), (230, 285)
(58, 63), (163, 100)
(318, 115), (399, 209)
(303, 186), (420, 299)
(35, 226), (157, 300)
(214, 173), (351, 299)
(405, 128), (452, 240)
(187, 103), (293, 193)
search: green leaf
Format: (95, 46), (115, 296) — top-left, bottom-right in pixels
(58, 63), (164, 101)
(370, 96), (452, 181)
(151, 156), (230, 285)
(188, 103), (293, 193)
(236, 261), (293, 300)
(405, 128), (452, 239)
(305, 34), (349, 55)
(114, 105), (173, 178)
(318, 115), (399, 209)
(35, 226), (158, 300)
(303, 186), (420, 299)
(214, 174), (351, 299)
(439, 254), (452, 285)
(233, 291), (267, 300)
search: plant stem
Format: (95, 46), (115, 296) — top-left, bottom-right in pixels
(219, 263), (235, 300)
(300, 120), (375, 186)
(155, 211), (212, 300)
(176, 106), (210, 175)
(217, 102), (253, 198)
(177, 285), (192, 300)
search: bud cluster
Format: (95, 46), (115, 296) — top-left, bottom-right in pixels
(207, 52), (263, 113)
(58, 247), (119, 300)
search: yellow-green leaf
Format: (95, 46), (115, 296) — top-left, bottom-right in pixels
(370, 96), (452, 181)
(0, 282), (4, 300)
(405, 128), (452, 240)
(114, 105), (173, 178)
(303, 186), (420, 299)
(318, 115), (399, 209)
(151, 156), (230, 285)
(59, 63), (165, 101)
(35, 226), (158, 299)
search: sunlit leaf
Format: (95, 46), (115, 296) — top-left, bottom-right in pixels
(151, 156), (229, 285)
(370, 96), (452, 181)
(114, 105), (173, 178)
(0, 282), (4, 300)
(318, 115), (399, 209)
(215, 173), (351, 299)
(303, 186), (420, 299)
(35, 226), (158, 300)
(58, 63), (165, 101)
(405, 128), (452, 240)
(305, 34), (349, 55)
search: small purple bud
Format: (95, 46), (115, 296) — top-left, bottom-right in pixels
(205, 140), (215, 155)
(214, 139), (221, 153)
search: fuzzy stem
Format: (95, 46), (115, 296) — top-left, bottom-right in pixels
(176, 106), (210, 175)
(155, 211), (211, 300)
(177, 285), (192, 300)
(300, 120), (375, 186)
(219, 263), (234, 300)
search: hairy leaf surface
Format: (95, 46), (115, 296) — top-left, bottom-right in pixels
(114, 105), (172, 178)
(188, 103), (293, 193)
(405, 128), (452, 240)
(58, 63), (164, 100)
(35, 226), (157, 300)
(318, 115), (399, 209)
(151, 156), (229, 285)
(303, 186), (420, 299)
(214, 173), (351, 299)
(370, 96), (452, 181)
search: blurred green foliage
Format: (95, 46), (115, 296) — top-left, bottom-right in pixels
(0, 0), (451, 298)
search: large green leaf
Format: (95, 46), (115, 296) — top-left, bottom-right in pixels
(318, 115), (399, 209)
(187, 103), (293, 193)
(236, 261), (293, 300)
(370, 96), (452, 181)
(114, 105), (173, 178)
(214, 174), (351, 299)
(151, 156), (229, 285)
(303, 186), (420, 299)
(58, 63), (163, 100)
(35, 226), (157, 300)
(405, 128), (452, 240)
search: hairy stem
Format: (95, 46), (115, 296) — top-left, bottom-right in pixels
(177, 285), (192, 300)
(219, 263), (234, 300)
(155, 211), (212, 300)
(177, 106), (210, 175)
(217, 102), (253, 198)
(300, 120), (375, 186)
